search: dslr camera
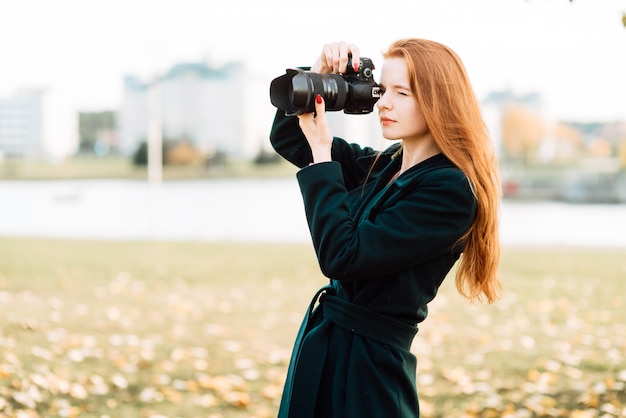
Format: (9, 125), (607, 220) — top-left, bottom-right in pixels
(269, 57), (380, 116)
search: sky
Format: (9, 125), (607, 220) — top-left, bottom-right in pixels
(1, 0), (625, 123)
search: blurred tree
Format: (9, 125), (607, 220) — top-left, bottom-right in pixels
(618, 138), (626, 169)
(132, 140), (167, 166)
(132, 137), (207, 167)
(546, 122), (583, 161)
(78, 111), (116, 155)
(165, 141), (204, 166)
(253, 146), (281, 165)
(501, 105), (545, 166)
(132, 141), (149, 166)
(588, 137), (613, 158)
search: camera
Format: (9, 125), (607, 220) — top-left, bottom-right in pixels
(269, 57), (380, 116)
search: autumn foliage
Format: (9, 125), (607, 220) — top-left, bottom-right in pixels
(0, 239), (625, 417)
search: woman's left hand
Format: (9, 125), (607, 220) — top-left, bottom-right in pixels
(298, 94), (332, 164)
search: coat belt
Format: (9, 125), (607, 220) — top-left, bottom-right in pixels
(278, 284), (418, 417)
(323, 293), (417, 350)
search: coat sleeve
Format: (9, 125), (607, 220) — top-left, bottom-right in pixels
(296, 161), (477, 281)
(269, 109), (313, 168)
(269, 109), (379, 190)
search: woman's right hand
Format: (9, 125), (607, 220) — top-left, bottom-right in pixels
(311, 41), (361, 74)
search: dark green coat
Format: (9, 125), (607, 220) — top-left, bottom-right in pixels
(270, 110), (477, 418)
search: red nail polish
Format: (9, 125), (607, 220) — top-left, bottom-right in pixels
(353, 62), (359, 72)
(316, 94), (323, 104)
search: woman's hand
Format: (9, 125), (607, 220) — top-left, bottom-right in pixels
(299, 41), (360, 164)
(298, 94), (332, 164)
(311, 41), (361, 74)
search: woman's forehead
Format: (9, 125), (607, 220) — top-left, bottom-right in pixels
(380, 57), (410, 86)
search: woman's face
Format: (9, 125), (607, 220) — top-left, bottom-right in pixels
(376, 57), (428, 142)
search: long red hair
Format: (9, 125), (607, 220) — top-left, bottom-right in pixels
(383, 38), (502, 303)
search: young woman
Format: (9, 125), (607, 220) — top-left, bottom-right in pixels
(269, 39), (501, 418)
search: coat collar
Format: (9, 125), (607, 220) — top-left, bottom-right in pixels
(355, 142), (402, 174)
(394, 153), (454, 188)
(357, 143), (455, 189)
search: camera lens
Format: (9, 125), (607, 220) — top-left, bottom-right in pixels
(270, 69), (349, 115)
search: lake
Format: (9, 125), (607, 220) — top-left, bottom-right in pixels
(1, 178), (625, 247)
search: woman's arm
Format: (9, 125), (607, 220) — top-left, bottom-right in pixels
(269, 109), (313, 168)
(269, 105), (380, 190)
(297, 161), (477, 281)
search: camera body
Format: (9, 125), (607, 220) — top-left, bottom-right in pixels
(269, 57), (380, 116)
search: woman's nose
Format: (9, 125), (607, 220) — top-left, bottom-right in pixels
(376, 94), (389, 110)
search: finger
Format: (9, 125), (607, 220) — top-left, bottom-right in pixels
(338, 42), (361, 73)
(319, 44), (334, 73)
(347, 43), (361, 72)
(319, 41), (360, 73)
(337, 42), (351, 74)
(313, 94), (333, 143)
(314, 94), (326, 120)
(328, 42), (343, 73)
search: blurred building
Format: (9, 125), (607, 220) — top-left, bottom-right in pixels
(0, 88), (77, 161)
(481, 89), (544, 155)
(118, 61), (274, 159)
(0, 89), (45, 159)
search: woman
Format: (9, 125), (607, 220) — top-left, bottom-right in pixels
(270, 39), (501, 418)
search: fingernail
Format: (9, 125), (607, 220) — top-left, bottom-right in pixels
(316, 94), (323, 104)
(353, 62), (359, 72)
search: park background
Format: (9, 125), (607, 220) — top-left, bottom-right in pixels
(1, 0), (626, 417)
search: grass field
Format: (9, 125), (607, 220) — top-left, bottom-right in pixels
(0, 157), (297, 181)
(0, 238), (625, 417)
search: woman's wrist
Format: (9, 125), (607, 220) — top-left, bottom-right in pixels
(311, 148), (332, 164)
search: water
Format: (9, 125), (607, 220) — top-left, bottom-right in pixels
(1, 178), (625, 247)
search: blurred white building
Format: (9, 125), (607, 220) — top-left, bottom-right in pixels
(118, 59), (388, 160)
(118, 61), (275, 159)
(0, 89), (44, 159)
(0, 88), (77, 161)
